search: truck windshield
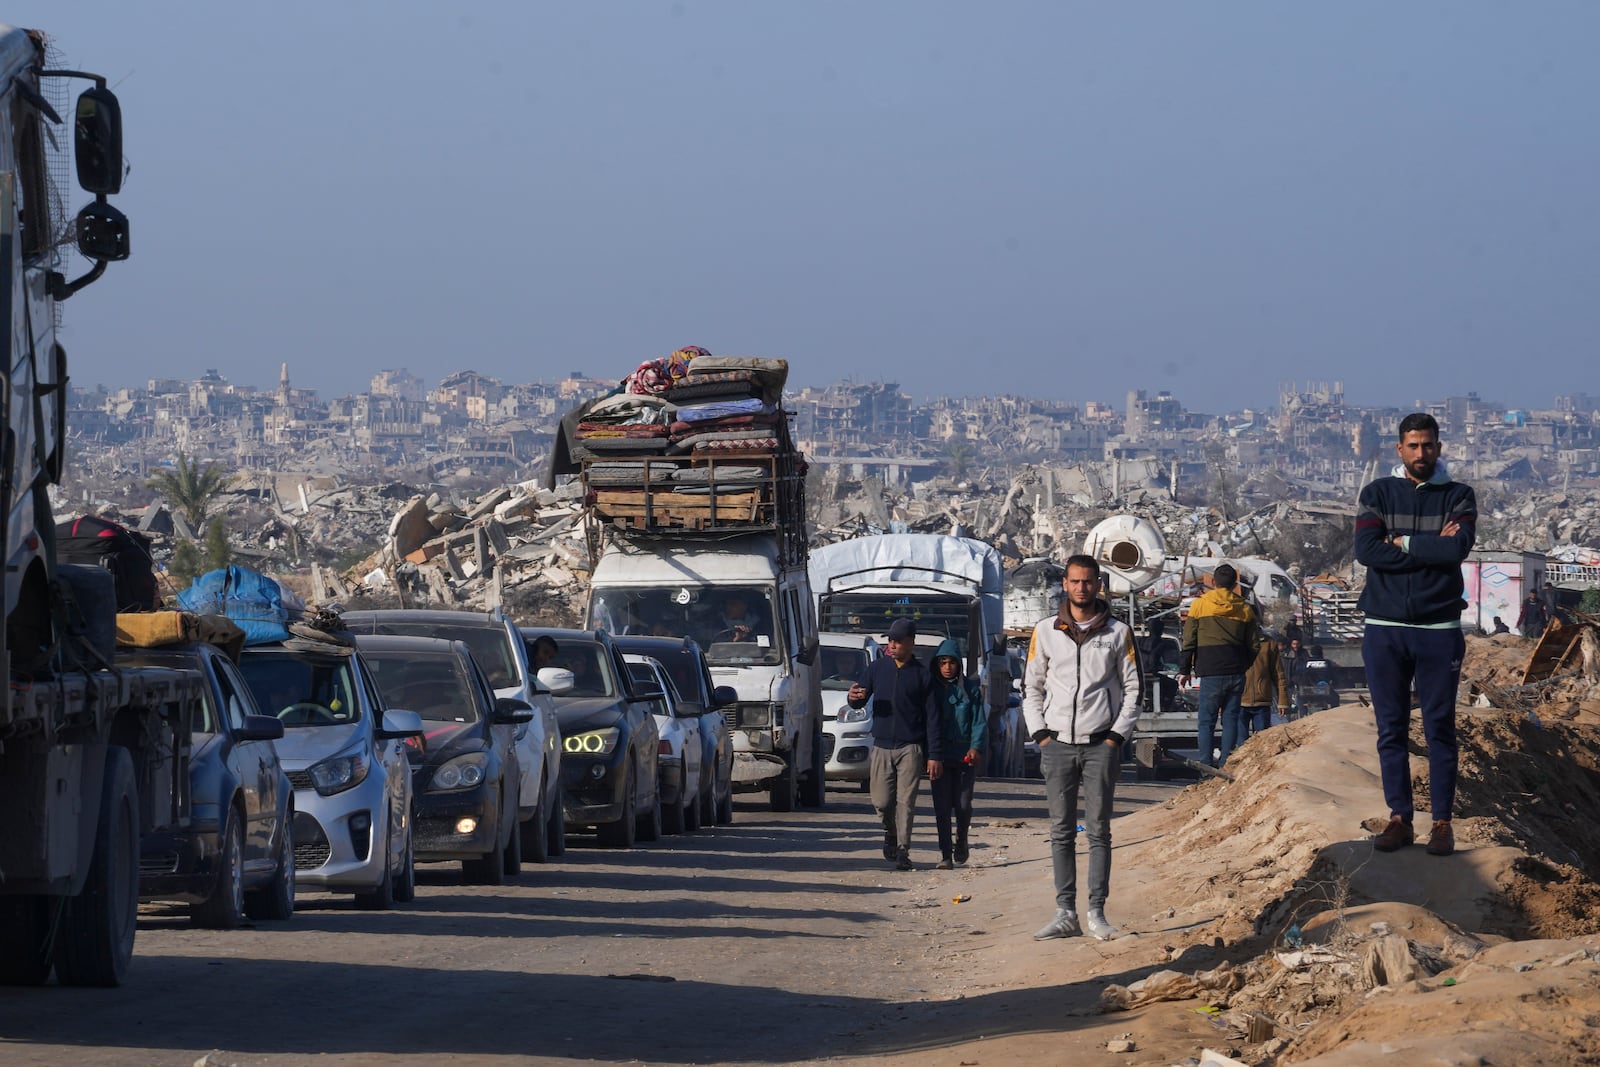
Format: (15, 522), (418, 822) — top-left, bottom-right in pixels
(591, 586), (781, 667)
(819, 591), (974, 646)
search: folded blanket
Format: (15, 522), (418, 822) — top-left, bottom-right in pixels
(576, 423), (669, 439)
(675, 398), (772, 423)
(669, 413), (781, 438)
(669, 430), (780, 454)
(585, 461), (676, 484)
(661, 370), (780, 405)
(582, 436), (672, 453)
(694, 436), (778, 452)
(686, 355), (789, 381)
(672, 465), (768, 484)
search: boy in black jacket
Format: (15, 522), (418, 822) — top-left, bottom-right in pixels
(1354, 413), (1476, 857)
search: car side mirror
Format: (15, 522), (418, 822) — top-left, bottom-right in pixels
(493, 696), (534, 725)
(536, 667), (575, 695)
(377, 708), (425, 740)
(239, 715), (286, 742)
(796, 634), (819, 667)
(712, 685), (738, 708)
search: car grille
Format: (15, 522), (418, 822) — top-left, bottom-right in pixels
(285, 770), (315, 791)
(821, 734), (836, 761)
(292, 810), (330, 871)
(140, 852), (179, 875)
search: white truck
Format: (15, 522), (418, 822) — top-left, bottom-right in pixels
(807, 534), (1020, 771)
(1, 25), (210, 987)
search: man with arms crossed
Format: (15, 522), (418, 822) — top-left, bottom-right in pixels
(1026, 554), (1141, 941)
(1355, 413), (1476, 857)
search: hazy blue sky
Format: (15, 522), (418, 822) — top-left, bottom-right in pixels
(17, 2), (1598, 413)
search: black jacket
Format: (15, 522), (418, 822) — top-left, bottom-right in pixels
(1354, 468), (1476, 625)
(849, 654), (939, 752)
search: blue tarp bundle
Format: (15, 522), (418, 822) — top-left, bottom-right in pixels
(176, 565), (305, 646)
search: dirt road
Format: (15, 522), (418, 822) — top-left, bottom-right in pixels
(0, 777), (1180, 1066)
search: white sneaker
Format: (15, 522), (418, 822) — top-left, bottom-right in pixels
(1085, 908), (1119, 941)
(1033, 909), (1081, 940)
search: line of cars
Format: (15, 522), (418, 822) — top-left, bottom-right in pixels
(128, 611), (740, 928)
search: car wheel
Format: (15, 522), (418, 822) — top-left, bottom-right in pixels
(522, 775), (551, 864)
(192, 808), (245, 930)
(596, 764), (638, 849)
(392, 832), (416, 904)
(636, 776), (663, 843)
(462, 794), (509, 886)
(545, 794), (567, 858)
(245, 817), (295, 921)
(501, 809), (522, 878)
(715, 777), (734, 824)
(685, 776), (703, 832)
(355, 838), (397, 911)
(662, 774), (687, 835)
(698, 771), (716, 828)
(0, 896), (55, 985)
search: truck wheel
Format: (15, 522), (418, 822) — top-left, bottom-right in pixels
(0, 895), (55, 985)
(769, 753), (797, 813)
(192, 809), (246, 929)
(54, 748), (139, 987)
(597, 764), (638, 849)
(800, 723), (827, 809)
(245, 818), (296, 921)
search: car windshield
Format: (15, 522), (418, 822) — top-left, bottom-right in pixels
(360, 620), (519, 691)
(237, 652), (360, 728)
(818, 646), (870, 690)
(590, 586), (781, 667)
(362, 651), (481, 723)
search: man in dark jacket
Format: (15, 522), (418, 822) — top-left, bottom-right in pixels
(1355, 412), (1476, 858)
(847, 617), (940, 871)
(1516, 589), (1549, 639)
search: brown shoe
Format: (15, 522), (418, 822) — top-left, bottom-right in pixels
(1426, 820), (1455, 856)
(1372, 816), (1415, 852)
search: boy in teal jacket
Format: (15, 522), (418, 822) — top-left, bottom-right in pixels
(930, 639), (987, 868)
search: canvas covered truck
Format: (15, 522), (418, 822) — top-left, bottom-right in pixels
(0, 25), (208, 987)
(550, 352), (826, 812)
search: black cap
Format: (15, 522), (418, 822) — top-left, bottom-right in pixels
(886, 617), (916, 642)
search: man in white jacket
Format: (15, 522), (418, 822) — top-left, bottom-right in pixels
(1025, 554), (1141, 941)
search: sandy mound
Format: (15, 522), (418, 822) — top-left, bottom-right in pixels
(1088, 704), (1600, 1064)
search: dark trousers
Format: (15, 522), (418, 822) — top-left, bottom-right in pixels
(1197, 673), (1246, 766)
(1362, 624), (1464, 822)
(930, 760), (977, 856)
(1245, 704), (1271, 734)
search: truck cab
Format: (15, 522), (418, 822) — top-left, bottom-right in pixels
(587, 534), (825, 812)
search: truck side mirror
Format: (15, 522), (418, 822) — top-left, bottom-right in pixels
(796, 634), (818, 667)
(76, 200), (129, 262)
(75, 86), (124, 195)
(712, 685), (738, 708)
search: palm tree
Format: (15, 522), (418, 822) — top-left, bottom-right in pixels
(148, 453), (233, 529)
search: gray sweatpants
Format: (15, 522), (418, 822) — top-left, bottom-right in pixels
(1040, 739), (1119, 912)
(870, 742), (925, 852)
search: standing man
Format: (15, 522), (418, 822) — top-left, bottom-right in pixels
(1025, 554), (1141, 942)
(982, 634), (1014, 777)
(847, 618), (939, 871)
(1516, 589), (1549, 640)
(1236, 636), (1290, 753)
(1355, 412), (1476, 857)
(1179, 563), (1259, 766)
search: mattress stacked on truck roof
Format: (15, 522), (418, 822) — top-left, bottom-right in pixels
(562, 350), (805, 536)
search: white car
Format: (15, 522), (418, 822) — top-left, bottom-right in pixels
(818, 633), (880, 789)
(624, 655), (705, 835)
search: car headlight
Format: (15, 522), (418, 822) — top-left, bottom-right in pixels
(837, 706), (868, 723)
(564, 727), (620, 756)
(430, 752), (489, 792)
(308, 751), (369, 796)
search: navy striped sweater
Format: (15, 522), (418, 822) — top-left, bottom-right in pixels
(1354, 468), (1477, 625)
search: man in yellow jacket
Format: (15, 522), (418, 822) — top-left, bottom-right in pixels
(1179, 563), (1260, 767)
